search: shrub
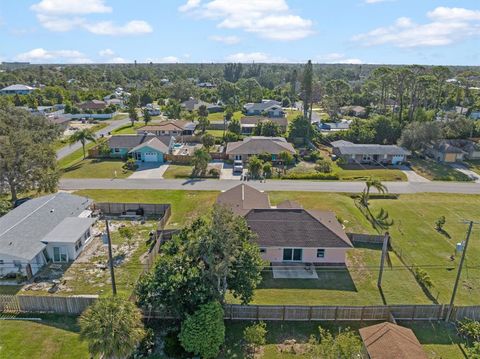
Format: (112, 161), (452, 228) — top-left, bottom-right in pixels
(123, 158), (137, 171)
(435, 216), (446, 231)
(164, 330), (189, 358)
(458, 319), (480, 342)
(208, 168), (220, 178)
(315, 159), (332, 173)
(281, 173), (339, 180)
(244, 322), (267, 354)
(413, 266), (433, 289)
(179, 301), (225, 359)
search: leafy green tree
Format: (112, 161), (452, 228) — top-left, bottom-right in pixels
(135, 206), (263, 315)
(79, 296), (145, 359)
(239, 78), (262, 102)
(197, 115), (210, 134)
(0, 105), (61, 201)
(308, 326), (362, 359)
(315, 159), (332, 173)
(301, 60), (313, 120)
(201, 133), (215, 152)
(179, 301), (225, 359)
(223, 63), (243, 82)
(191, 148), (211, 177)
(227, 118), (241, 135)
(255, 120), (281, 137)
(324, 79), (352, 118)
(262, 162), (272, 179)
(399, 121), (442, 152)
(248, 156), (264, 179)
(244, 322), (267, 356)
(164, 99), (182, 119)
(435, 216), (446, 232)
(0, 199), (11, 217)
(142, 108), (152, 125)
(288, 115), (314, 145)
(69, 128), (96, 160)
(128, 105), (138, 126)
(279, 151), (295, 174)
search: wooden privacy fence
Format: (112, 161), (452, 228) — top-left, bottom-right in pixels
(0, 295), (97, 315)
(347, 233), (385, 245)
(94, 202), (171, 217)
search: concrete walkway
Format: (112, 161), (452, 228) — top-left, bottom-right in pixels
(59, 178), (480, 194)
(128, 163), (169, 179)
(449, 163), (480, 183)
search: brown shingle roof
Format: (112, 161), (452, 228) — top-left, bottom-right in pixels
(245, 209), (352, 248)
(216, 184), (270, 216)
(359, 322), (428, 359)
(226, 137), (295, 156)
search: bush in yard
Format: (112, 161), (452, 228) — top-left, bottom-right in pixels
(435, 216), (446, 231)
(413, 266), (433, 289)
(208, 167), (220, 178)
(466, 341), (480, 358)
(0, 199), (11, 217)
(179, 301), (225, 359)
(458, 319), (480, 342)
(315, 159), (333, 173)
(244, 322), (267, 356)
(308, 326), (362, 359)
(97, 140), (111, 157)
(262, 162), (272, 178)
(123, 157), (138, 171)
(248, 156), (264, 179)
(79, 296), (145, 359)
(164, 330), (189, 358)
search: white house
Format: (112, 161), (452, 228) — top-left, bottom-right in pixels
(0, 193), (95, 278)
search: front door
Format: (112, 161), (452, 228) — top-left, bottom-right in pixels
(283, 248), (303, 261)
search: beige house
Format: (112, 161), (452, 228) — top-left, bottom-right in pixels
(137, 120), (196, 137)
(225, 136), (295, 162)
(427, 139), (480, 163)
(217, 184), (352, 265)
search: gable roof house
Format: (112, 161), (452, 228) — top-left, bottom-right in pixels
(340, 105), (367, 118)
(0, 193), (94, 278)
(226, 136), (296, 162)
(78, 100), (107, 111)
(181, 97), (223, 113)
(107, 133), (174, 163)
(0, 84), (36, 95)
(359, 322), (428, 359)
(243, 100), (284, 118)
(331, 140), (411, 165)
(240, 116), (288, 135)
(137, 120), (196, 136)
(426, 139), (480, 162)
(216, 184), (352, 265)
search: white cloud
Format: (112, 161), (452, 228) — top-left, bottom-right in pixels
(99, 48), (115, 57)
(109, 57), (129, 63)
(179, 0), (201, 12)
(364, 0), (392, 4)
(159, 56), (180, 63)
(353, 6), (480, 48)
(179, 0), (314, 41)
(209, 35), (241, 44)
(31, 0), (111, 15)
(225, 52), (289, 63)
(316, 53), (363, 64)
(15, 48), (92, 63)
(31, 0), (152, 35)
(86, 20), (152, 35)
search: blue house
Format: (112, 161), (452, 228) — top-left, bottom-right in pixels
(107, 134), (173, 163)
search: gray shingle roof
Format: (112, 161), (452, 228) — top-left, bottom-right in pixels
(0, 193), (92, 261)
(226, 137), (295, 155)
(332, 141), (411, 156)
(216, 184), (270, 216)
(244, 100), (282, 113)
(245, 209), (352, 248)
(108, 134), (172, 150)
(42, 217), (96, 244)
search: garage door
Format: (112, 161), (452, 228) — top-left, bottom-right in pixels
(144, 152), (158, 162)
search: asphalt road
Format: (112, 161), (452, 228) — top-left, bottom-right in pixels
(60, 178), (480, 194)
(56, 117), (131, 160)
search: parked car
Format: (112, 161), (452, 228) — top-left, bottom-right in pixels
(233, 160), (243, 174)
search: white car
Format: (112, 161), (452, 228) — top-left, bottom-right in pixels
(233, 160), (243, 174)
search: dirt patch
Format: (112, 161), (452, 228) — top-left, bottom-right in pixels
(276, 340), (308, 356)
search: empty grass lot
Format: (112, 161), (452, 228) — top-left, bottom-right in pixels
(0, 315), (90, 359)
(466, 160), (480, 175)
(410, 158), (471, 181)
(207, 110), (243, 121)
(61, 159), (133, 179)
(162, 164), (194, 179)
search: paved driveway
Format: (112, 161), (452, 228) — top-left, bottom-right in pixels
(128, 163), (169, 179)
(449, 163), (480, 183)
(220, 163), (243, 180)
(398, 166), (430, 183)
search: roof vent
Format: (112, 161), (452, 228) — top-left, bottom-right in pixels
(50, 208), (55, 213)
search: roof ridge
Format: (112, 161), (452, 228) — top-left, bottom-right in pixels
(305, 209), (352, 247)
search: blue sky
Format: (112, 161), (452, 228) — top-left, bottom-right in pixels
(0, 0), (479, 65)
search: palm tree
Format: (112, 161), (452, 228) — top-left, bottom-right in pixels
(363, 177), (387, 206)
(79, 296), (145, 359)
(69, 128), (96, 160)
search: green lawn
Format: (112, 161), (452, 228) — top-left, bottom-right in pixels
(74, 189), (218, 229)
(286, 109), (302, 123)
(285, 161), (407, 181)
(57, 142), (97, 169)
(466, 160), (480, 176)
(162, 164), (193, 179)
(61, 159), (133, 179)
(0, 285), (23, 295)
(410, 158), (471, 181)
(207, 111), (242, 121)
(0, 315), (90, 359)
(206, 129), (227, 138)
(111, 113), (128, 121)
(111, 122), (147, 134)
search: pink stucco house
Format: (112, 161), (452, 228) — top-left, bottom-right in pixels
(216, 184), (353, 265)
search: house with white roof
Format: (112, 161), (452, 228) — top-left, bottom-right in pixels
(0, 84), (36, 95)
(0, 193), (95, 278)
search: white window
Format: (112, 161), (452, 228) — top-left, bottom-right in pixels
(317, 249), (325, 258)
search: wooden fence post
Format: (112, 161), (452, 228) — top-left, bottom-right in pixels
(412, 305), (417, 320)
(334, 306), (338, 321)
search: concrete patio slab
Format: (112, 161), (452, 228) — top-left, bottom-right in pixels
(272, 265), (319, 279)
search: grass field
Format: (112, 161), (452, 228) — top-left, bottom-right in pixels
(466, 160), (480, 175)
(410, 158), (471, 181)
(111, 121), (149, 134)
(162, 164), (193, 179)
(0, 285), (23, 295)
(57, 142), (97, 169)
(0, 315), (90, 359)
(61, 159), (133, 179)
(207, 111), (243, 121)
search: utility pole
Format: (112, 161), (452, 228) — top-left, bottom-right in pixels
(377, 233), (390, 288)
(446, 221), (474, 321)
(105, 219), (117, 296)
